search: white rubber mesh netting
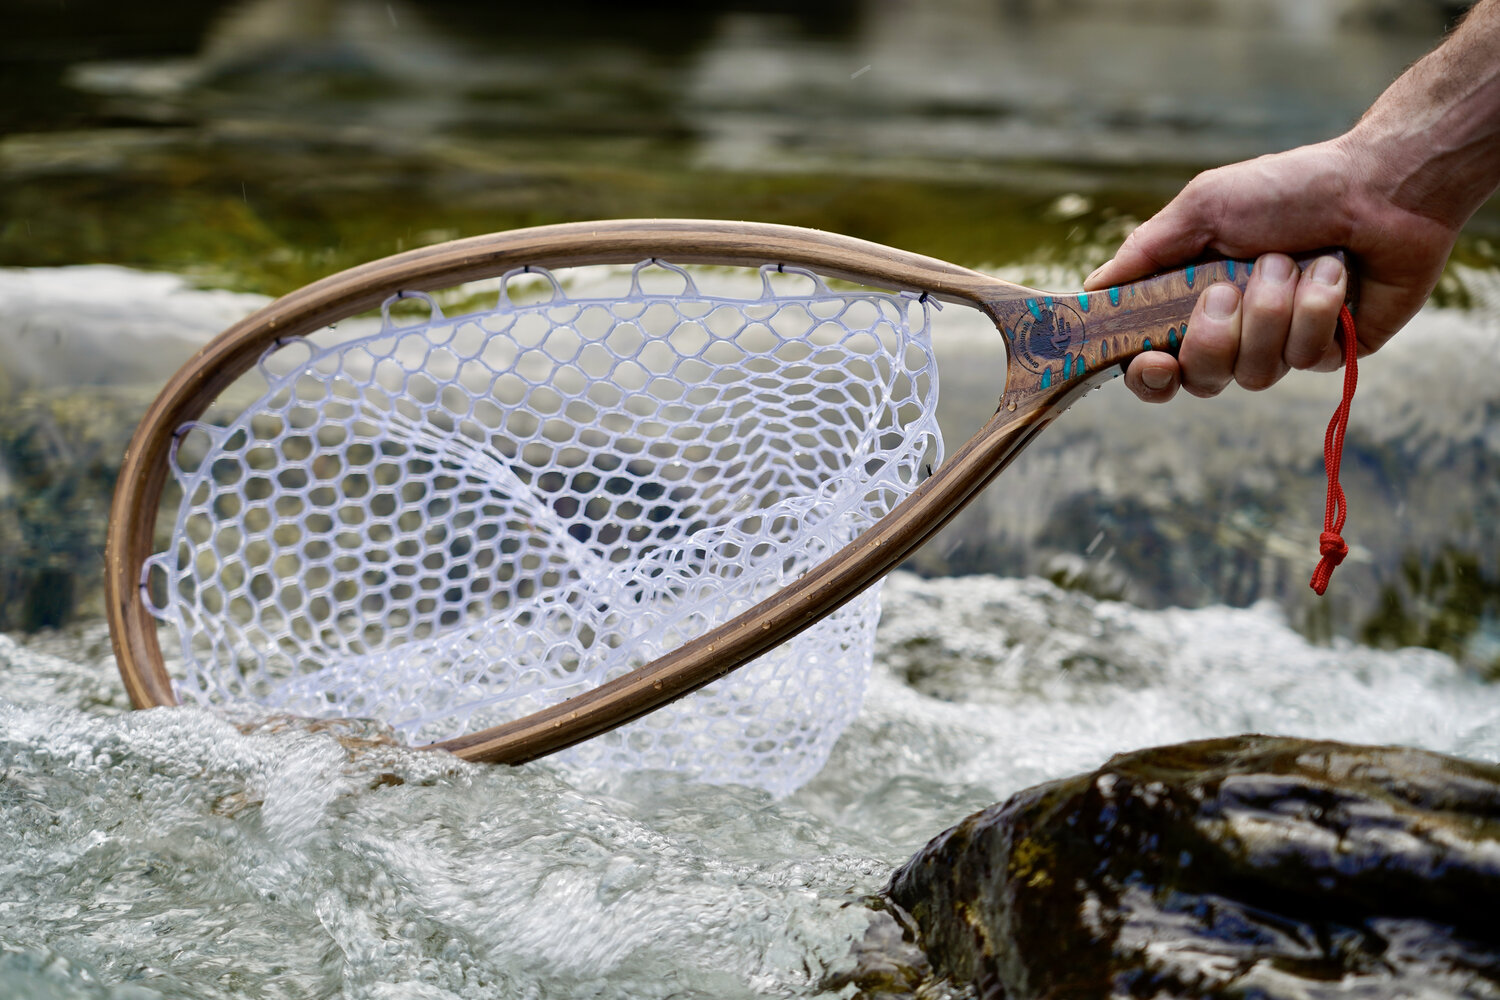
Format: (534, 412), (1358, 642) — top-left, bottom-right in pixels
(147, 261), (942, 794)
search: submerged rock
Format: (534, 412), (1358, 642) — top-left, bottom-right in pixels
(887, 734), (1500, 999)
(820, 901), (942, 1000)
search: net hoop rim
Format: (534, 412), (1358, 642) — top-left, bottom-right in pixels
(106, 220), (1014, 717)
(105, 218), (1309, 766)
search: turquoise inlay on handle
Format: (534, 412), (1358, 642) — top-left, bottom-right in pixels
(1027, 298), (1043, 321)
(1168, 326), (1180, 349)
(1108, 287), (1121, 306)
(1063, 355), (1073, 380)
(1186, 265), (1196, 288)
(1227, 260), (1236, 281)
(1077, 293), (1090, 312)
(1143, 338), (1151, 351)
(1040, 368), (1052, 389)
(1245, 258), (1254, 276)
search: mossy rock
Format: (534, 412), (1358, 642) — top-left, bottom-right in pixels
(888, 734), (1500, 999)
(0, 387), (152, 630)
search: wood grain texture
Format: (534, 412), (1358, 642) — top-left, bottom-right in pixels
(103, 220), (1350, 766)
(991, 254), (1350, 414)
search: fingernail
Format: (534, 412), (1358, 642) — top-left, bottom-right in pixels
(1142, 366), (1172, 390)
(1205, 283), (1239, 319)
(1259, 254), (1294, 283)
(1085, 263), (1108, 284)
(1310, 255), (1344, 285)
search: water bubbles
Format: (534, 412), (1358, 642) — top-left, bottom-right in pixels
(3, 575), (1499, 997)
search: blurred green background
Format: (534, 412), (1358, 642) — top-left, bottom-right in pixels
(4, 0), (1500, 672)
(4, 0), (1485, 292)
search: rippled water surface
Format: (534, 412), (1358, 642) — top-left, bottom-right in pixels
(5, 576), (1500, 998)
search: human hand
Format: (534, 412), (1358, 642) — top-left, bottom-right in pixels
(1083, 137), (1461, 402)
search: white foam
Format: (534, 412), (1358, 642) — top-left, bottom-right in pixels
(0, 265), (266, 388)
(4, 572), (1496, 998)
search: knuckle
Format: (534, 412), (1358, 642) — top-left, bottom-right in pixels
(1180, 363), (1231, 398)
(1283, 346), (1321, 370)
(1182, 330), (1236, 373)
(1235, 369), (1279, 392)
(1184, 167), (1224, 195)
(1296, 285), (1343, 318)
(1182, 380), (1225, 400)
(1239, 309), (1293, 357)
(1243, 282), (1295, 318)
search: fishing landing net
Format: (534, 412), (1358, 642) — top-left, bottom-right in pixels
(145, 261), (943, 795)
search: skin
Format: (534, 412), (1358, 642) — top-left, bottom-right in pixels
(1085, 0), (1500, 403)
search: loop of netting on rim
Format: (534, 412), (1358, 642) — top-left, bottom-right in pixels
(149, 262), (943, 794)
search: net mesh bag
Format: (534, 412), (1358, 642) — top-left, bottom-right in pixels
(146, 261), (943, 794)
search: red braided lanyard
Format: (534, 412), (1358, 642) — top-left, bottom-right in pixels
(1309, 305), (1359, 595)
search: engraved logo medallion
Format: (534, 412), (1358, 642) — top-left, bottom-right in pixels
(1012, 299), (1088, 376)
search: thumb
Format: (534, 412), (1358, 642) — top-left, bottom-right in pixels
(1083, 194), (1217, 291)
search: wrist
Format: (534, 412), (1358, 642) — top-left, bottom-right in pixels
(1338, 115), (1485, 236)
(1342, 12), (1500, 233)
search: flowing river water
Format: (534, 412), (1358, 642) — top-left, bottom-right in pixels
(5, 578), (1500, 999)
(3, 1), (1500, 996)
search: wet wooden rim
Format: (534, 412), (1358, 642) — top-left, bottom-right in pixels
(106, 219), (1320, 765)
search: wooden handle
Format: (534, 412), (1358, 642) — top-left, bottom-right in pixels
(989, 251), (1355, 414)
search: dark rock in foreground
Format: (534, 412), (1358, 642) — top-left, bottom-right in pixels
(887, 735), (1500, 999)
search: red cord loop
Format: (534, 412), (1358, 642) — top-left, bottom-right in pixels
(1309, 304), (1359, 596)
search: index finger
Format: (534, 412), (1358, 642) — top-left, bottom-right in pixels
(1084, 203), (1219, 291)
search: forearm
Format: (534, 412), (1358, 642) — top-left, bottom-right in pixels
(1347, 0), (1500, 231)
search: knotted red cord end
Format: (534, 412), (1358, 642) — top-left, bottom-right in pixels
(1311, 530), (1349, 595)
(1317, 531), (1348, 565)
(1309, 305), (1359, 596)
